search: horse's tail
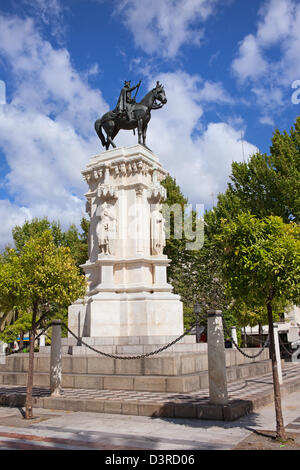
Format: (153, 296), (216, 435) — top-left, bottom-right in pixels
(94, 118), (107, 148)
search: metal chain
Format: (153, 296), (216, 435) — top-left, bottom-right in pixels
(222, 316), (270, 359)
(61, 321), (198, 360)
(3, 313), (270, 361)
(278, 335), (294, 357)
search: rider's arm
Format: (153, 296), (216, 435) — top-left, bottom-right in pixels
(128, 80), (141, 92)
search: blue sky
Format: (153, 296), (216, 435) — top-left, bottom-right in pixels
(0, 0), (300, 248)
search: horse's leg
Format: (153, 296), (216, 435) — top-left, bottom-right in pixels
(142, 123), (148, 147)
(107, 135), (116, 149)
(137, 119), (143, 145)
(108, 126), (119, 149)
(102, 121), (116, 150)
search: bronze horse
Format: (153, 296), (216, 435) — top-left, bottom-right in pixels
(94, 83), (167, 150)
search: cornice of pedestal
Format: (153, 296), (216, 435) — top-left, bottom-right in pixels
(81, 145), (167, 189)
(81, 254), (171, 269)
(87, 144), (160, 166)
(88, 283), (174, 296)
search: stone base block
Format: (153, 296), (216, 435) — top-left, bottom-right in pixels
(68, 292), (183, 338)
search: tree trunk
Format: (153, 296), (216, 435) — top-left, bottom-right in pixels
(267, 297), (287, 440)
(258, 322), (263, 347)
(25, 304), (37, 419)
(243, 327), (247, 347)
(19, 331), (24, 350)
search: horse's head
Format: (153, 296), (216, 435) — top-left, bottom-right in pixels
(152, 82), (167, 107)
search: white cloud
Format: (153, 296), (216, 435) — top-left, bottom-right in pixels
(0, 8), (258, 250)
(20, 0), (66, 42)
(232, 0), (300, 89)
(259, 115), (275, 126)
(197, 80), (233, 103)
(0, 13), (107, 248)
(0, 200), (31, 248)
(232, 34), (268, 82)
(231, 0), (300, 122)
(256, 0), (294, 46)
(116, 0), (219, 58)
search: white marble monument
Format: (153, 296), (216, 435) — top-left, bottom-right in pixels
(68, 145), (184, 340)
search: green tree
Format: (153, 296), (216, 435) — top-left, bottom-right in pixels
(1, 217), (89, 342)
(12, 218), (64, 253)
(161, 176), (228, 331)
(217, 213), (300, 440)
(12, 216), (90, 268)
(209, 115), (300, 228)
(0, 231), (87, 419)
(62, 218), (89, 268)
(161, 176), (205, 327)
(161, 175), (187, 281)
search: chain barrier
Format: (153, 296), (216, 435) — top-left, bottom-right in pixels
(278, 335), (295, 357)
(60, 321), (199, 360)
(2, 313), (273, 362)
(222, 316), (270, 359)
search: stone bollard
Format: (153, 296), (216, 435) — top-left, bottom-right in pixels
(273, 324), (282, 385)
(50, 320), (62, 396)
(207, 310), (228, 405)
(231, 327), (238, 349)
(194, 303), (201, 343)
(0, 341), (7, 365)
(39, 335), (46, 348)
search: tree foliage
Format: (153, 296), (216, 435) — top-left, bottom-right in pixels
(0, 229), (87, 418)
(217, 213), (300, 310)
(0, 230), (87, 322)
(12, 216), (89, 268)
(209, 116), (300, 228)
(216, 212), (300, 439)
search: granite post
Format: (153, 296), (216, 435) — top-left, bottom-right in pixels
(231, 327), (238, 349)
(274, 324), (283, 385)
(207, 310), (228, 405)
(50, 320), (62, 396)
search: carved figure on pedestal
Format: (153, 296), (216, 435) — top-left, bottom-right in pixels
(96, 202), (117, 255)
(150, 208), (166, 255)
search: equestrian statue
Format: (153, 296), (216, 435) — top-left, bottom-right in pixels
(94, 80), (167, 150)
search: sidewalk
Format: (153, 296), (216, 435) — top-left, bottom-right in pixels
(0, 364), (300, 450)
(0, 389), (300, 450)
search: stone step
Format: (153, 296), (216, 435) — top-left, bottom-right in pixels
(40, 342), (208, 355)
(0, 362), (299, 421)
(62, 334), (200, 346)
(40, 334), (206, 355)
(0, 349), (270, 377)
(0, 359), (274, 393)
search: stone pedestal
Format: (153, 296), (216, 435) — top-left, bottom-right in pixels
(68, 145), (183, 340)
